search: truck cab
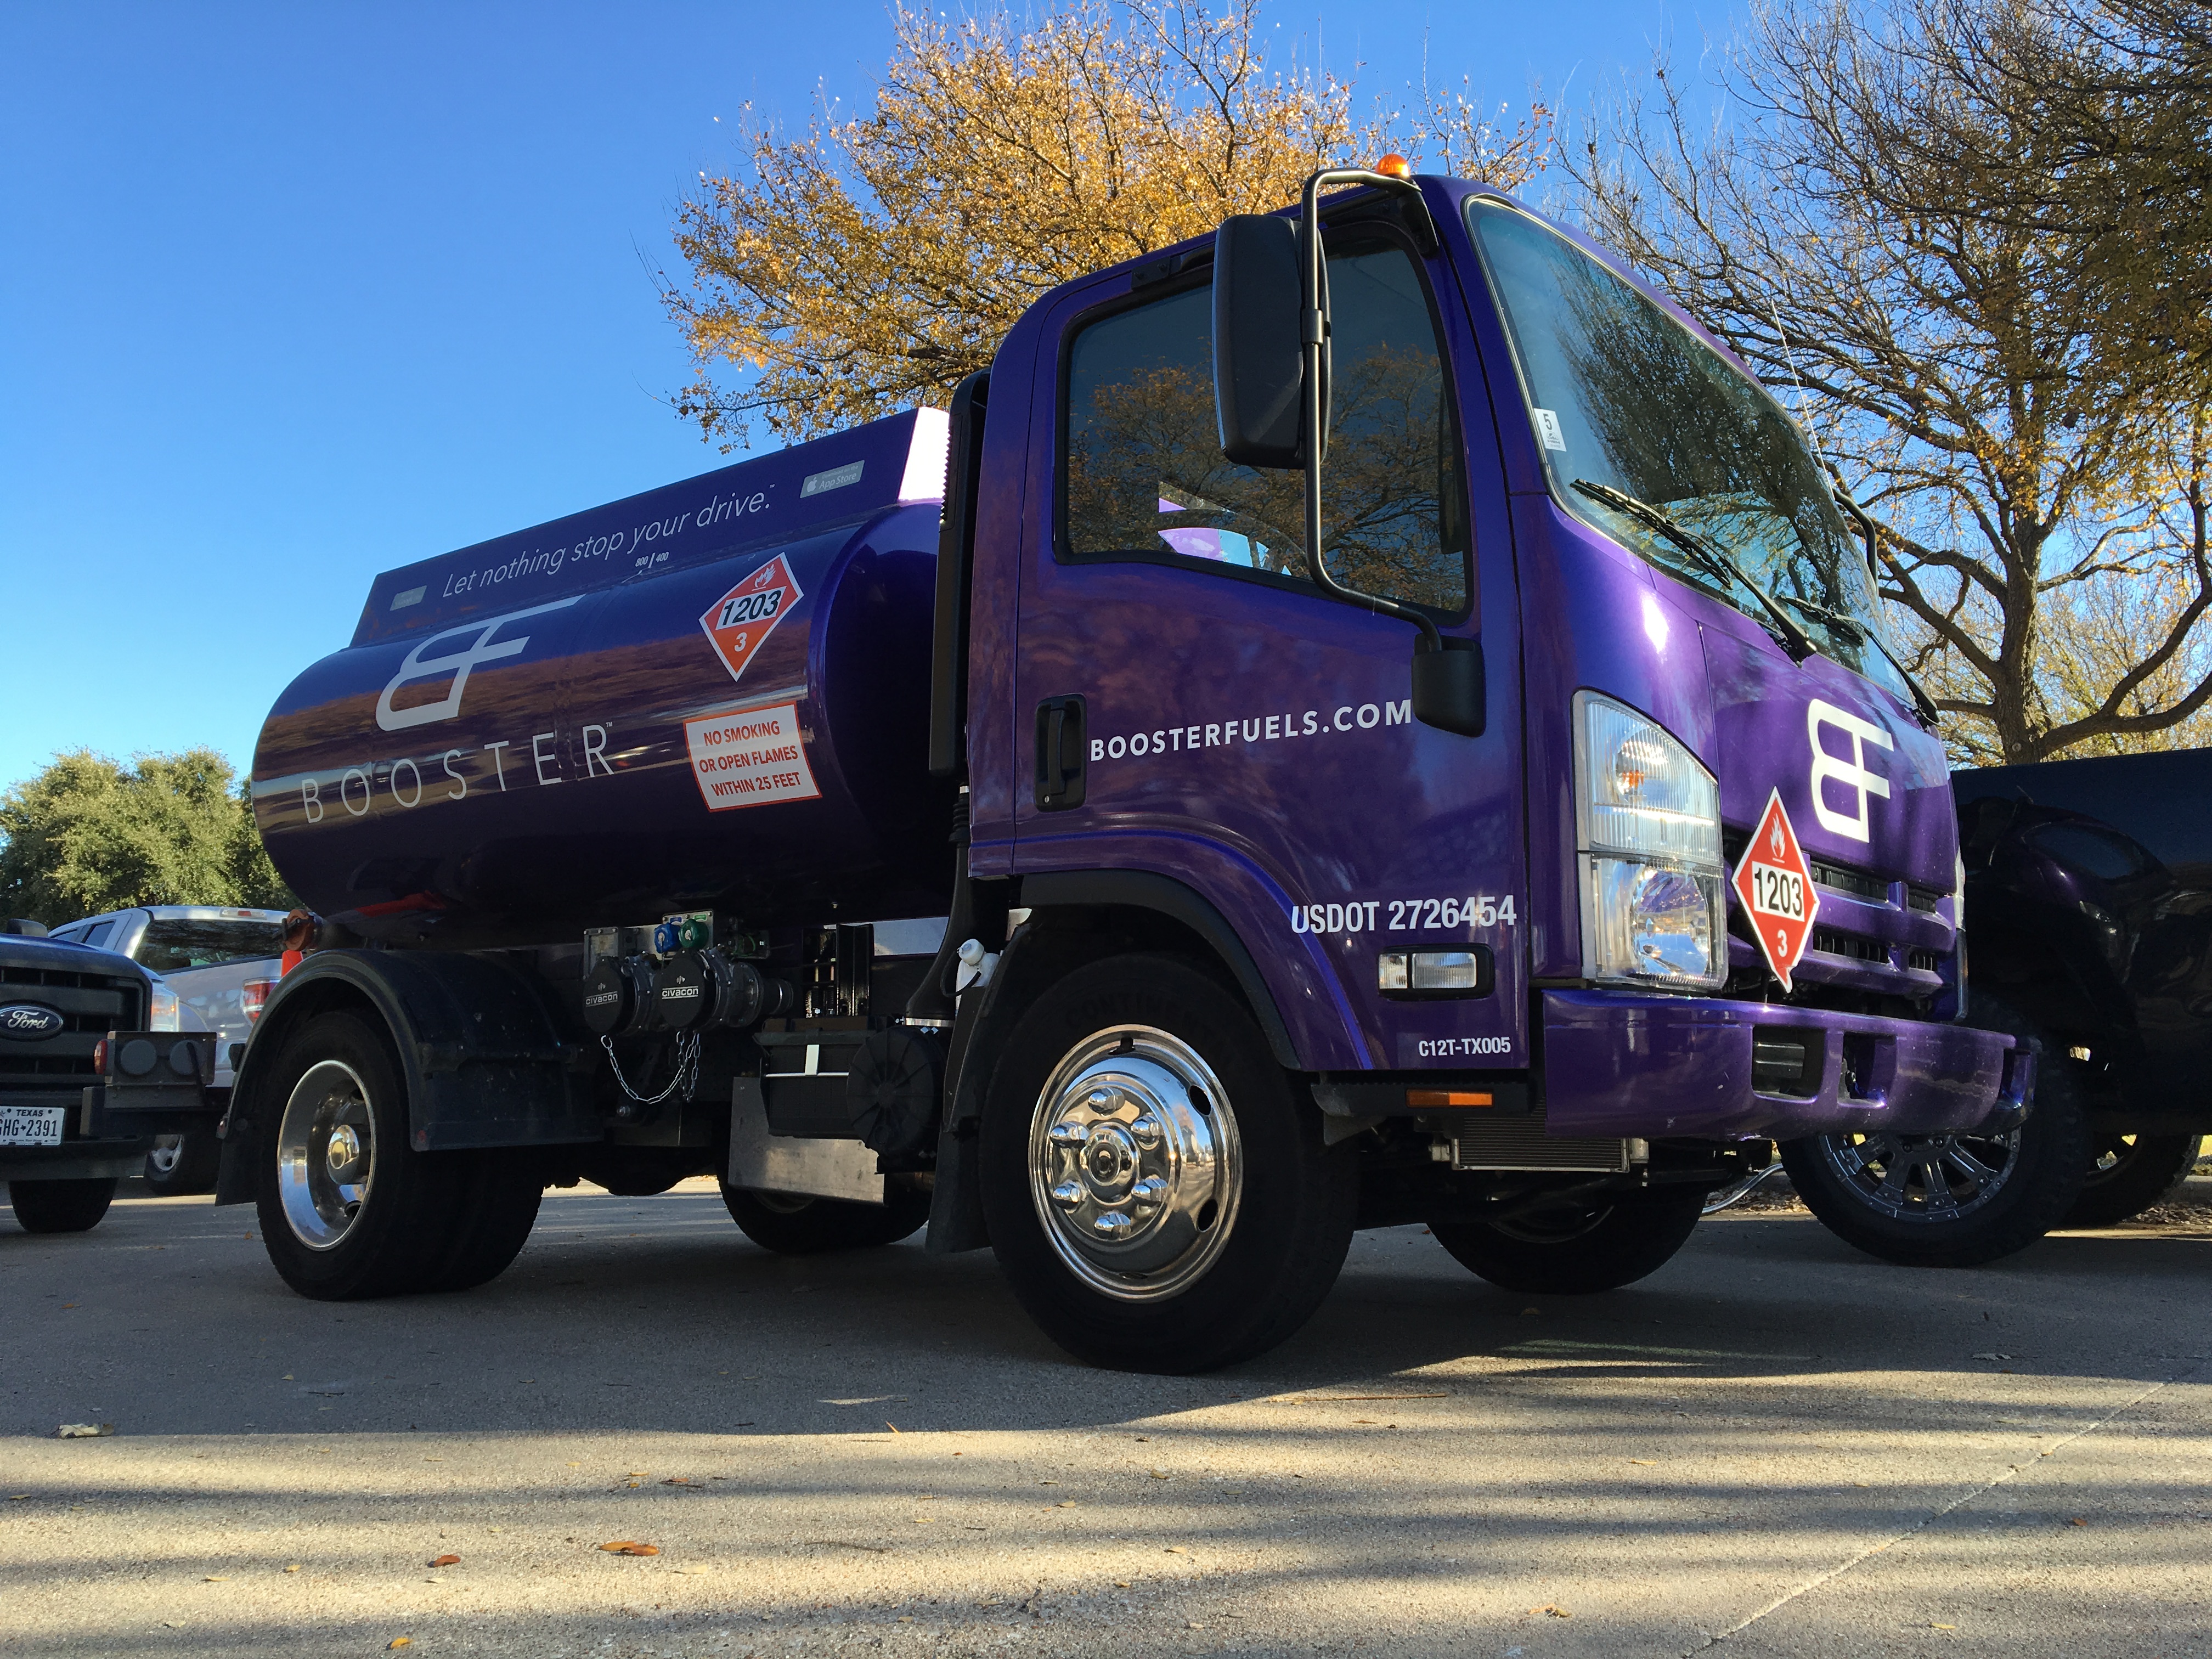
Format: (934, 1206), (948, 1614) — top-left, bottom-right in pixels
(229, 170), (2024, 1370)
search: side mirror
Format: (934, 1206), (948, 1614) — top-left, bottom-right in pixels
(1211, 215), (1305, 469)
(1412, 636), (1484, 736)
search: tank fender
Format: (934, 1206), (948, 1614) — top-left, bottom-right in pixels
(216, 950), (601, 1205)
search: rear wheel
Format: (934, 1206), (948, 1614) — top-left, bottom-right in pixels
(979, 954), (1356, 1374)
(1781, 996), (2089, 1267)
(720, 1183), (930, 1253)
(8, 1177), (117, 1234)
(1430, 1185), (1706, 1293)
(2064, 1132), (2204, 1228)
(143, 1131), (220, 1197)
(255, 1011), (472, 1299)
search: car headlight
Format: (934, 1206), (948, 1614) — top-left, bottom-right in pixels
(1575, 692), (1726, 990)
(148, 978), (181, 1031)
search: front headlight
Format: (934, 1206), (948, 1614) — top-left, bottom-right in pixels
(148, 978), (181, 1031)
(1575, 692), (1726, 990)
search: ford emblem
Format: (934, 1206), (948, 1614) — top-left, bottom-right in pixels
(0, 1003), (65, 1040)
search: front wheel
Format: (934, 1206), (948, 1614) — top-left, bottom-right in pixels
(979, 954), (1356, 1374)
(720, 1182), (930, 1252)
(1781, 997), (2089, 1268)
(8, 1177), (117, 1234)
(1430, 1185), (1706, 1293)
(2064, 1132), (2203, 1228)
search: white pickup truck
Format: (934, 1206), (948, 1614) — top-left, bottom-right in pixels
(45, 907), (286, 1194)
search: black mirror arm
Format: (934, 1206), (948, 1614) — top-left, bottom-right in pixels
(1297, 166), (1443, 652)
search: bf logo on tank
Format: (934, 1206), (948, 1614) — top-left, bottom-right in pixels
(375, 597), (582, 732)
(1806, 699), (1892, 843)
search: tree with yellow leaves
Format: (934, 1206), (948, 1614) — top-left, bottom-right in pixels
(667, 0), (1549, 447)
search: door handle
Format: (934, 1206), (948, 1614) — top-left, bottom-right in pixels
(1034, 695), (1088, 811)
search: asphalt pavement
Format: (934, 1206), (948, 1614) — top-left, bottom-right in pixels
(3, 1177), (2207, 1658)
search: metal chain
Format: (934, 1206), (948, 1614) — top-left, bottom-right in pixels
(600, 1030), (701, 1106)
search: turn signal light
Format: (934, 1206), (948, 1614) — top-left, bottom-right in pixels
(1407, 1089), (1494, 1108)
(242, 978), (276, 1024)
(92, 1037), (108, 1075)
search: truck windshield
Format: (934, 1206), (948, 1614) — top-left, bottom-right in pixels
(1466, 200), (1912, 704)
(136, 917), (285, 973)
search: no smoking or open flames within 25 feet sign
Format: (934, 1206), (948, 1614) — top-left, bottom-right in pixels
(1733, 788), (1819, 991)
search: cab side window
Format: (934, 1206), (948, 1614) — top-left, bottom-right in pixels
(1061, 238), (1470, 614)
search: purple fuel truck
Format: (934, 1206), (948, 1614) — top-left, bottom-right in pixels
(221, 168), (2029, 1371)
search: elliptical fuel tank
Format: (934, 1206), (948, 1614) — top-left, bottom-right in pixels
(252, 410), (955, 947)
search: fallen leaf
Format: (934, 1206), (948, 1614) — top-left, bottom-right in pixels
(1149, 1470), (1170, 1479)
(1055, 1500), (1077, 1508)
(56, 1424), (114, 1438)
(388, 1640), (412, 1651)
(2069, 1517), (2087, 1527)
(1165, 1546), (1187, 1554)
(1628, 1459), (1656, 1466)
(7, 1494), (29, 1502)
(428, 1554), (460, 1567)
(599, 1541), (660, 1556)
(284, 1565), (302, 1573)
(1931, 1623), (1957, 1631)
(204, 1576), (230, 1582)
(282, 1374), (294, 1380)
(887, 1422), (900, 1434)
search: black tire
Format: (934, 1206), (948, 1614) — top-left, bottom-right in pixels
(979, 953), (1356, 1374)
(254, 1011), (469, 1300)
(143, 1131), (220, 1197)
(1429, 1185), (1707, 1293)
(1780, 995), (2090, 1268)
(430, 1155), (545, 1291)
(2064, 1132), (2204, 1228)
(719, 1182), (930, 1253)
(8, 1178), (117, 1234)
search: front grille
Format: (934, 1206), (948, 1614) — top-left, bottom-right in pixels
(1906, 884), (1944, 913)
(0, 969), (138, 1096)
(1908, 948), (1942, 973)
(1810, 859), (1886, 901)
(1451, 1111), (1630, 1171)
(1812, 926), (1887, 964)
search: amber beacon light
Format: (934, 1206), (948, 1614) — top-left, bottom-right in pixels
(1373, 154), (1413, 179)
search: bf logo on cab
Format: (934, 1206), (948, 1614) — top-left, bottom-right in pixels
(1806, 699), (1892, 842)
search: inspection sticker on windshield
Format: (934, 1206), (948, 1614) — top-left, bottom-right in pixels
(1733, 788), (1819, 992)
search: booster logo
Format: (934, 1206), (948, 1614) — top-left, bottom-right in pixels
(699, 554), (803, 686)
(1806, 698), (1893, 843)
(375, 597), (583, 732)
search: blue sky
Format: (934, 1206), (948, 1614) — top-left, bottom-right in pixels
(0, 1), (1701, 792)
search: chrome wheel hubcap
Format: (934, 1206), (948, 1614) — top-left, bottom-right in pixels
(1818, 1128), (2018, 1221)
(276, 1059), (376, 1250)
(1028, 1025), (1240, 1302)
(148, 1135), (183, 1176)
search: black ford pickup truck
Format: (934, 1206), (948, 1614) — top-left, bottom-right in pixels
(1782, 749), (2210, 1264)
(2, 920), (219, 1232)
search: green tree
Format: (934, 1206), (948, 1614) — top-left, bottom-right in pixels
(0, 749), (294, 925)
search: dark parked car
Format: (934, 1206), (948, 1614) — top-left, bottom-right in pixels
(1782, 749), (2209, 1263)
(2, 919), (220, 1232)
(46, 906), (284, 1194)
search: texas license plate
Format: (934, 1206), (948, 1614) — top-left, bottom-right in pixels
(0, 1105), (67, 1147)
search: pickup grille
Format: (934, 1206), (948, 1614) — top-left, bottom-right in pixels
(0, 967), (140, 1098)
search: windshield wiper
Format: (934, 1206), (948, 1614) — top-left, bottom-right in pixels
(1571, 479), (1817, 662)
(1775, 591), (1942, 728)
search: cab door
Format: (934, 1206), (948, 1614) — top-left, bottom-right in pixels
(1008, 218), (1527, 1073)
